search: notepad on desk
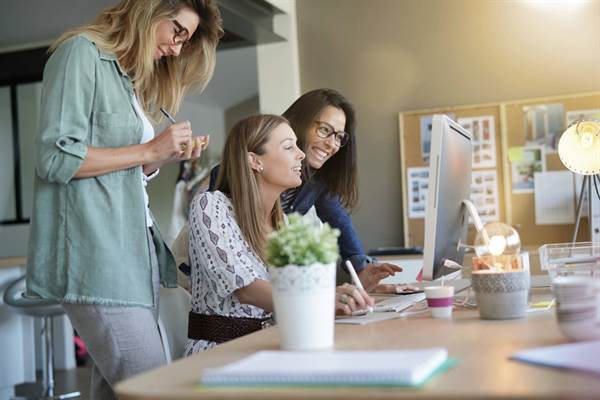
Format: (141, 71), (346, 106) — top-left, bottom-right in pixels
(200, 348), (449, 387)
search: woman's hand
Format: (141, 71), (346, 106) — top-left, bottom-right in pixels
(146, 121), (197, 163)
(357, 263), (403, 292)
(371, 283), (421, 294)
(335, 283), (374, 316)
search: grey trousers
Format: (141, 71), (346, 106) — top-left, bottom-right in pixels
(63, 228), (166, 400)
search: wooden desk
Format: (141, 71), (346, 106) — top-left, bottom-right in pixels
(0, 256), (26, 269)
(116, 288), (600, 399)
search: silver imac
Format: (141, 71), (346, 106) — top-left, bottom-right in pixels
(422, 115), (473, 281)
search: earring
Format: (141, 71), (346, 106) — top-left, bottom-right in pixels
(259, 166), (264, 173)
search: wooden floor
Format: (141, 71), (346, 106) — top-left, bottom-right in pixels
(14, 367), (90, 399)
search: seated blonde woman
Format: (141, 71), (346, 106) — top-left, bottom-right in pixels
(184, 115), (373, 355)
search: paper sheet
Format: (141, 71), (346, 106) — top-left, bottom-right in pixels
(420, 114), (455, 162)
(511, 146), (545, 193)
(523, 103), (565, 153)
(511, 340), (600, 376)
(471, 169), (499, 223)
(566, 109), (600, 126)
(458, 116), (497, 168)
(407, 167), (429, 219)
(534, 171), (575, 225)
(420, 115), (433, 163)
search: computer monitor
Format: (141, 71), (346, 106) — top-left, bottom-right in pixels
(422, 115), (473, 280)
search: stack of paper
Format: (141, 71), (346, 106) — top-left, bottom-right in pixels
(201, 348), (448, 387)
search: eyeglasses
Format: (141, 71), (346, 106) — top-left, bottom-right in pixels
(314, 120), (349, 147)
(172, 19), (190, 47)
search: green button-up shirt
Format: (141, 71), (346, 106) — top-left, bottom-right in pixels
(26, 35), (176, 307)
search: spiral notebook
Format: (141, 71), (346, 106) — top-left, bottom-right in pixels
(200, 348), (448, 387)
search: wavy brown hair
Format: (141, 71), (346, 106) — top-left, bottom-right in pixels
(216, 115), (289, 262)
(282, 88), (359, 210)
(51, 0), (223, 123)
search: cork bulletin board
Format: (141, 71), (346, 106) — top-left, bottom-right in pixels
(399, 91), (600, 248)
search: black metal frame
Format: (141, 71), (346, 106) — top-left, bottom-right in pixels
(0, 47), (47, 225)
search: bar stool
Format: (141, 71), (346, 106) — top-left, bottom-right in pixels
(3, 276), (80, 399)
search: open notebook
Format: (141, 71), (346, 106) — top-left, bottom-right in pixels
(200, 348), (448, 387)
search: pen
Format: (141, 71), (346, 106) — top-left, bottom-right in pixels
(345, 260), (373, 313)
(160, 108), (209, 151)
(160, 107), (177, 124)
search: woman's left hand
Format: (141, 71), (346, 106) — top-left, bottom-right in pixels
(357, 263), (403, 292)
(187, 135), (209, 160)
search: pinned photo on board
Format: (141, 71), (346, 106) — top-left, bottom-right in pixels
(420, 114), (455, 163)
(522, 103), (565, 153)
(407, 167), (429, 219)
(458, 116), (497, 169)
(566, 109), (600, 126)
(510, 146), (545, 193)
(470, 169), (499, 223)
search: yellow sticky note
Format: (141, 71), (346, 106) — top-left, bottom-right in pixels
(508, 147), (524, 163)
(531, 301), (553, 308)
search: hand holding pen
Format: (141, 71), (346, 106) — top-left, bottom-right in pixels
(334, 261), (375, 316)
(154, 107), (209, 161)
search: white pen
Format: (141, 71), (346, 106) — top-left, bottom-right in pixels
(345, 260), (374, 314)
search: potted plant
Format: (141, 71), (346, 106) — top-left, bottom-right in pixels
(266, 214), (340, 350)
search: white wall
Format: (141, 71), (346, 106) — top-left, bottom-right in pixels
(147, 103), (225, 234)
(257, 0), (300, 113)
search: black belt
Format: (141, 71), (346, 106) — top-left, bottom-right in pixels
(188, 312), (272, 344)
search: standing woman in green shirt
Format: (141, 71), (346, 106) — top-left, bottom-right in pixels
(25, 0), (222, 398)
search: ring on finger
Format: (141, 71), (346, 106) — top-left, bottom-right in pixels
(339, 293), (350, 304)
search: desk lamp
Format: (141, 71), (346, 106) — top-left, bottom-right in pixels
(557, 119), (600, 242)
(460, 200), (522, 271)
(473, 222), (521, 272)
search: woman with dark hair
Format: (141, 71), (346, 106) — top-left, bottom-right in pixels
(207, 89), (404, 292)
(280, 89), (402, 292)
(26, 1), (223, 398)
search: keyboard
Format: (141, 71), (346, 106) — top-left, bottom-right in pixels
(351, 293), (426, 316)
(373, 292), (427, 312)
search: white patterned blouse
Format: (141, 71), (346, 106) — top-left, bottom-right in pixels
(184, 191), (271, 355)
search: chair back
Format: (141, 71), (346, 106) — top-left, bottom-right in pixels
(158, 286), (192, 362)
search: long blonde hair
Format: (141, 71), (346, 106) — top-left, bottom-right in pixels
(51, 0), (223, 122)
(216, 115), (289, 262)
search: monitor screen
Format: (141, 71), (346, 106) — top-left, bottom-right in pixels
(422, 115), (473, 280)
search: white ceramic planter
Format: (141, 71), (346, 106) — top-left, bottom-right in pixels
(269, 262), (336, 351)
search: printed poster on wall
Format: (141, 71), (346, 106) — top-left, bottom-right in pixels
(407, 167), (500, 222)
(407, 167), (429, 219)
(566, 109), (600, 126)
(457, 116), (497, 169)
(508, 146), (545, 193)
(420, 114), (455, 163)
(471, 170), (499, 223)
(522, 103), (565, 154)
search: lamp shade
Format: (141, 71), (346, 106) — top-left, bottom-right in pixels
(557, 120), (600, 175)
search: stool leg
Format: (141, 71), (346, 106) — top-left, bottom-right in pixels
(41, 316), (55, 397)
